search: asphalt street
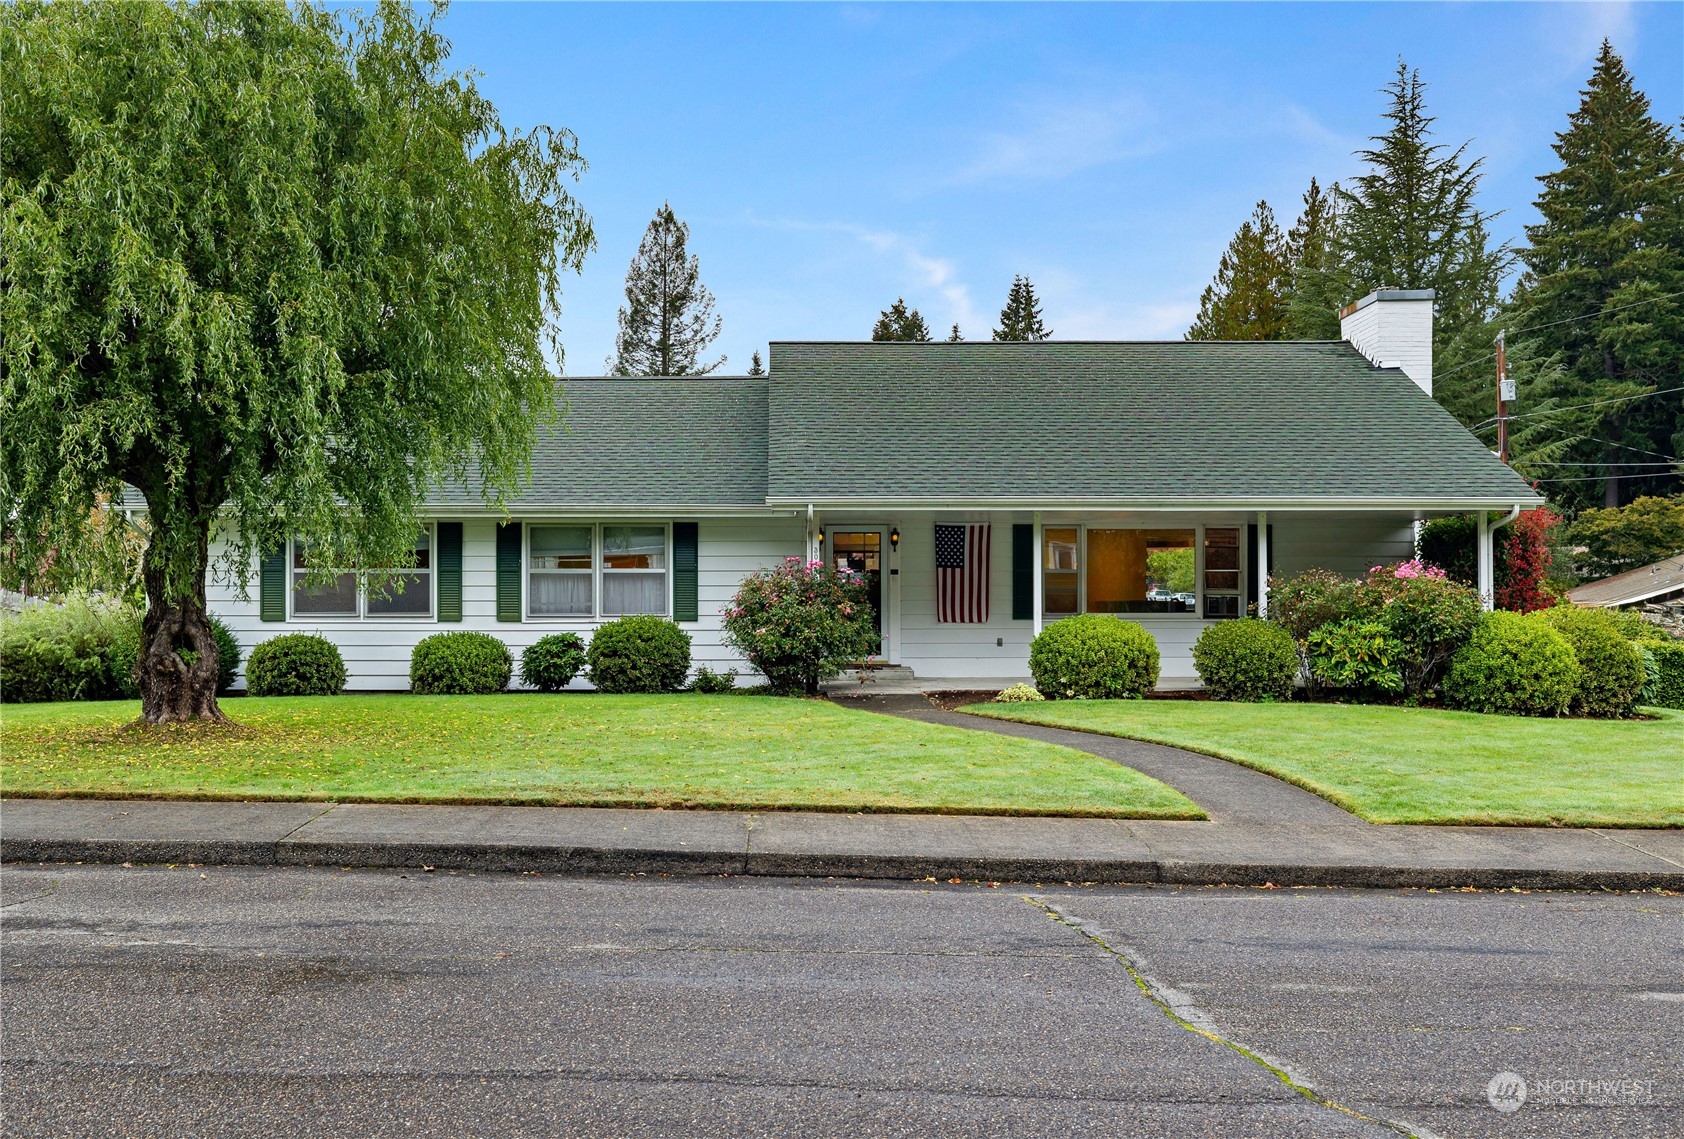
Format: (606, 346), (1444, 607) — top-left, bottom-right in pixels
(1, 865), (1677, 1139)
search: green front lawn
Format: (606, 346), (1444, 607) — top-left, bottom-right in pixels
(0, 694), (1202, 819)
(967, 700), (1684, 828)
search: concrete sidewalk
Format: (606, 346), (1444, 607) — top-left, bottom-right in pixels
(4, 798), (1680, 890)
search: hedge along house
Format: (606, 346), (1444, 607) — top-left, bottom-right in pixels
(207, 289), (1541, 691)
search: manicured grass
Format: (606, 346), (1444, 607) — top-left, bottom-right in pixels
(966, 699), (1684, 828)
(0, 694), (1202, 819)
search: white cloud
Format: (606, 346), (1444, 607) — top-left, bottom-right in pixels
(1534, 1), (1636, 75)
(948, 93), (1161, 184)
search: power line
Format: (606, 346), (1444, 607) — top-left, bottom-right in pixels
(1528, 472), (1677, 484)
(1432, 289), (1684, 385)
(1471, 384), (1684, 430)
(1517, 460), (1680, 467)
(1471, 419), (1681, 462)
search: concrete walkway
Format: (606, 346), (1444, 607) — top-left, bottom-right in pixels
(840, 693), (1363, 826)
(4, 798), (1680, 890)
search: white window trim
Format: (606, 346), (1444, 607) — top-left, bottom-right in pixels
(288, 524), (435, 621)
(525, 521), (673, 622)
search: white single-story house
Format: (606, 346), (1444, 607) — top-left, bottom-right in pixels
(208, 289), (1542, 690)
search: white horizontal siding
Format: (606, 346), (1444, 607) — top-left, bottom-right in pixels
(207, 517), (804, 691)
(1269, 513), (1415, 583)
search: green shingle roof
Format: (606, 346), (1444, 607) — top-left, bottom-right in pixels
(426, 377), (768, 508)
(765, 341), (1541, 505)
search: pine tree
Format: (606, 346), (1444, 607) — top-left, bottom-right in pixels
(1332, 62), (1513, 426)
(871, 298), (931, 342)
(1283, 177), (1345, 339)
(947, 323), (963, 342)
(746, 349), (765, 376)
(609, 203), (724, 377)
(992, 275), (1051, 341)
(1186, 201), (1290, 340)
(1506, 41), (1684, 508)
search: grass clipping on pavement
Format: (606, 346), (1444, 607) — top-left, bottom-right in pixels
(968, 699), (1684, 828)
(0, 693), (1203, 820)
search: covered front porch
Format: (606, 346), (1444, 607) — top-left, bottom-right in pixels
(800, 505), (1502, 685)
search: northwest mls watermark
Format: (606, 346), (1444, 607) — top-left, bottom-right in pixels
(1486, 1070), (1659, 1113)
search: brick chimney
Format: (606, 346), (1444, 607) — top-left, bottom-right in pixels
(1339, 289), (1434, 396)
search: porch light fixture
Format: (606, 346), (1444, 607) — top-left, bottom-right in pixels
(889, 527), (900, 550)
(817, 526), (825, 544)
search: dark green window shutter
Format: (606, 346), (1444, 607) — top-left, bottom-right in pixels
(1011, 524), (1034, 620)
(495, 522), (522, 622)
(436, 522), (463, 622)
(260, 547), (287, 622)
(672, 522), (699, 622)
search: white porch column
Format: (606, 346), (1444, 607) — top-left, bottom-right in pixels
(1476, 510), (1493, 611)
(1256, 511), (1269, 620)
(1031, 511), (1044, 638)
(805, 504), (819, 563)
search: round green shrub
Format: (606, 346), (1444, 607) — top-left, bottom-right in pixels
(410, 631), (511, 695)
(520, 633), (587, 692)
(1029, 615), (1159, 700)
(1192, 619), (1299, 701)
(1534, 606), (1645, 718)
(246, 633), (347, 697)
(586, 615), (692, 694)
(993, 682), (1045, 703)
(1443, 611), (1579, 716)
(688, 665), (739, 694)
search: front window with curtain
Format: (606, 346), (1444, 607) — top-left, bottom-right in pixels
(602, 525), (668, 616)
(529, 526), (593, 616)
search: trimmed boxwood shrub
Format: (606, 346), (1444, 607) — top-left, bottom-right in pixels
(1192, 619), (1298, 701)
(410, 631), (511, 695)
(1444, 611), (1579, 716)
(1646, 640), (1684, 710)
(1029, 615), (1159, 700)
(1535, 606), (1644, 717)
(520, 633), (587, 692)
(586, 615), (692, 694)
(246, 633), (347, 697)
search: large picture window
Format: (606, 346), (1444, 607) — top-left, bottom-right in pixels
(527, 523), (670, 619)
(1042, 526), (1220, 618)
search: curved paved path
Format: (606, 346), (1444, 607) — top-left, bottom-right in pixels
(842, 694), (1366, 826)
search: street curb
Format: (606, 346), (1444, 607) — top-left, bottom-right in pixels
(7, 837), (1680, 891)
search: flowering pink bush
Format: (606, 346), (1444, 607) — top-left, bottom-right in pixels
(722, 557), (879, 695)
(1376, 559), (1448, 581)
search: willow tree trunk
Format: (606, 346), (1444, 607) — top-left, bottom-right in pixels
(138, 519), (226, 724)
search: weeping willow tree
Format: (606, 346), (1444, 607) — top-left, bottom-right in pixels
(1, 1), (594, 722)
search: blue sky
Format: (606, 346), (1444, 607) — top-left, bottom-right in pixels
(434, 2), (1682, 375)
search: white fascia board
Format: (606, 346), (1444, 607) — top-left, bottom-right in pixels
(416, 503), (799, 518)
(764, 495), (1544, 512)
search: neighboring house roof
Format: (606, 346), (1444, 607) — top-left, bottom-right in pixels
(1568, 555), (1684, 608)
(426, 377), (770, 510)
(764, 340), (1541, 507)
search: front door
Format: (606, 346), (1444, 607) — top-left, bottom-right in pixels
(829, 530), (885, 658)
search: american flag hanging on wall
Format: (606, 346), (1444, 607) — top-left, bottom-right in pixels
(935, 523), (991, 623)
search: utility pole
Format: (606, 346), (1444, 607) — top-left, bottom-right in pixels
(1495, 329), (1513, 464)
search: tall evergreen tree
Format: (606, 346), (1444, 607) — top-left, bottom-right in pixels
(1283, 177), (1345, 339)
(871, 298), (932, 342)
(746, 349), (765, 376)
(609, 203), (723, 376)
(1505, 41), (1684, 508)
(1327, 62), (1513, 426)
(993, 275), (1051, 341)
(1186, 201), (1290, 340)
(947, 323), (963, 342)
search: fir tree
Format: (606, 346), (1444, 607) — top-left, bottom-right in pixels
(1283, 177), (1346, 339)
(947, 323), (963, 342)
(609, 203), (724, 376)
(746, 349), (765, 376)
(1506, 41), (1684, 508)
(871, 298), (931, 342)
(1186, 201), (1290, 340)
(992, 275), (1051, 341)
(1332, 62), (1513, 426)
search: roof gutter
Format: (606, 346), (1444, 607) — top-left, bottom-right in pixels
(764, 494), (1546, 512)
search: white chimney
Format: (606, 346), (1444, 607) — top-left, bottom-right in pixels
(1339, 289), (1434, 396)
